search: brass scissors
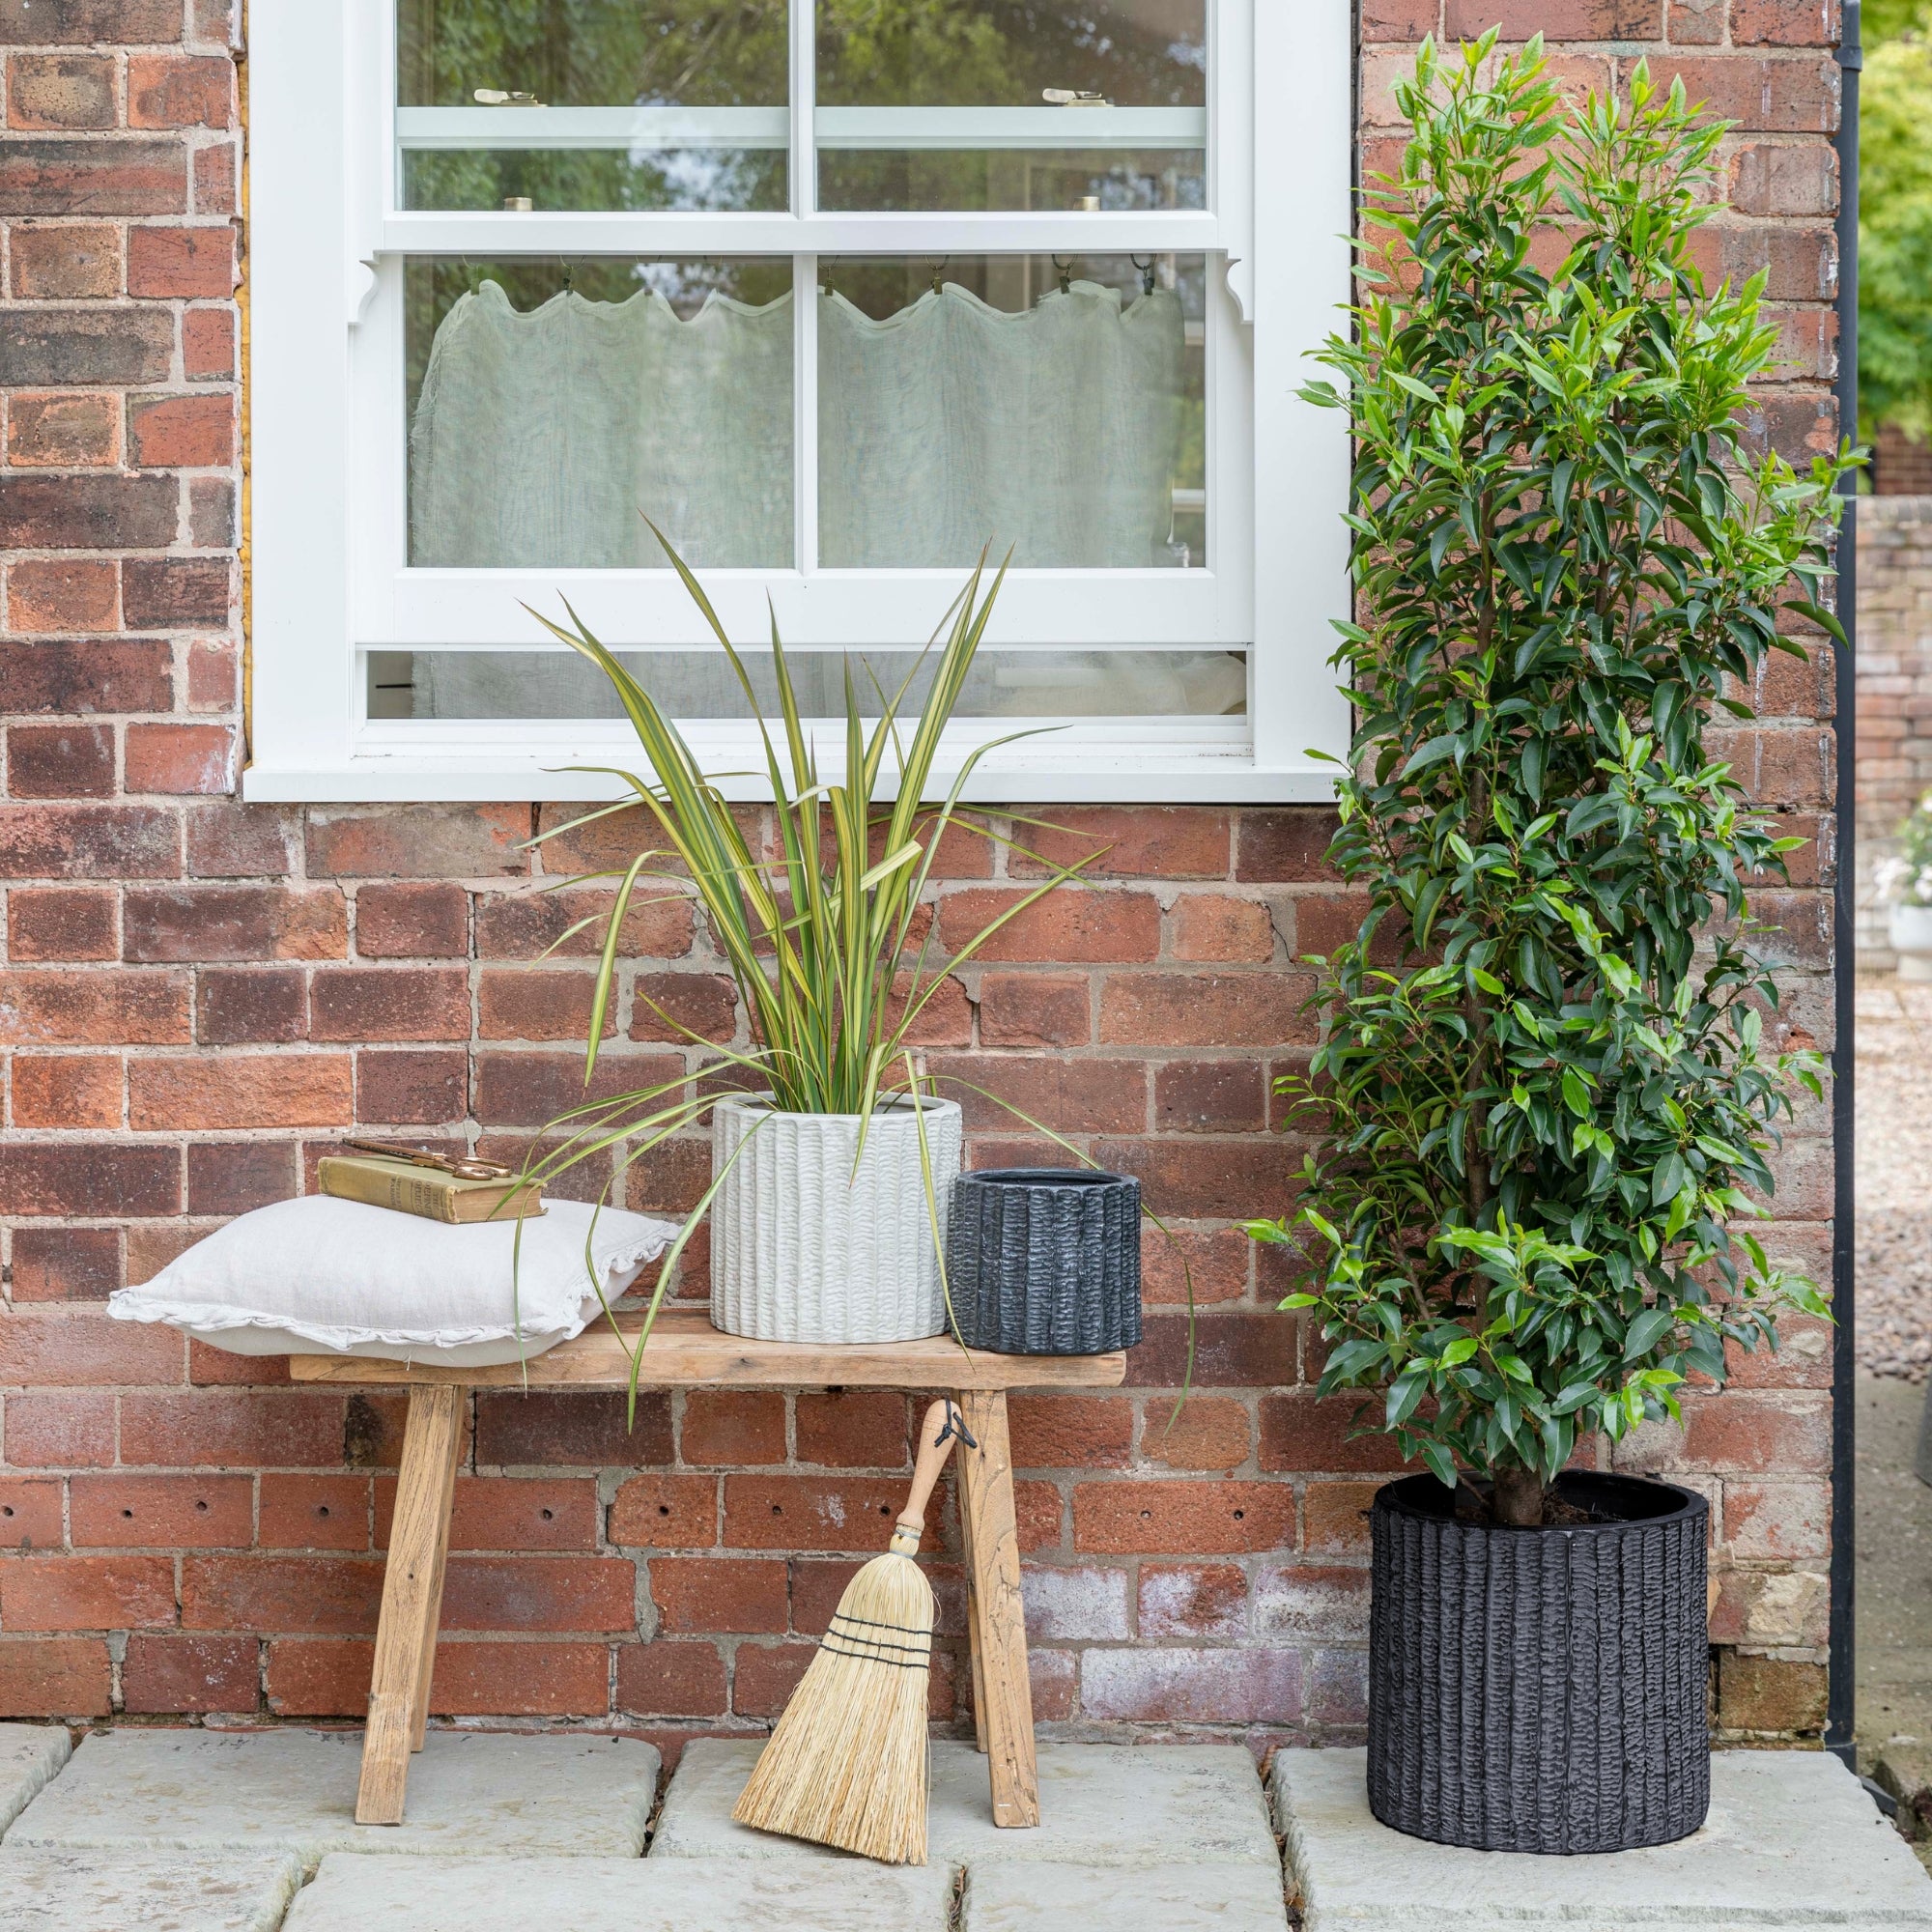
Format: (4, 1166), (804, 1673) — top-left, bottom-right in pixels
(343, 1138), (515, 1181)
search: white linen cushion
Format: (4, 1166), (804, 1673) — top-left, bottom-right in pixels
(107, 1195), (678, 1368)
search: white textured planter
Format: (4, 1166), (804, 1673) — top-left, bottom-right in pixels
(1894, 902), (1932, 982)
(709, 1094), (964, 1344)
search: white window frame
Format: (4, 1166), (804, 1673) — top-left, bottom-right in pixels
(245, 0), (1351, 804)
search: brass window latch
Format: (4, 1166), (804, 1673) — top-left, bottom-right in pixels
(1042, 88), (1112, 107)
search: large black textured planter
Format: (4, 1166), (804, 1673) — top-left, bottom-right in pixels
(947, 1169), (1141, 1354)
(1368, 1471), (1709, 1854)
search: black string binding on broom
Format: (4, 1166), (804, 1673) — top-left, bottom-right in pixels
(821, 1613), (932, 1669)
(933, 1403), (977, 1452)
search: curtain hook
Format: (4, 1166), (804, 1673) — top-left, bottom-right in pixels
(558, 255), (573, 294)
(1053, 254), (1073, 295)
(928, 256), (949, 295)
(1132, 253), (1156, 296)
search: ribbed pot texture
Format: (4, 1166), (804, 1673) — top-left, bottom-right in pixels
(1368, 1471), (1710, 1855)
(946, 1168), (1142, 1354)
(709, 1094), (962, 1344)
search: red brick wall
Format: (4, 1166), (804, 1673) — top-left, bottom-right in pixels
(0, 2), (1838, 1747)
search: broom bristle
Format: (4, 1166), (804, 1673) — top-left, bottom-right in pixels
(731, 1548), (936, 1863)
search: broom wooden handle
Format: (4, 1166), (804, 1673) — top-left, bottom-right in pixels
(891, 1399), (964, 1556)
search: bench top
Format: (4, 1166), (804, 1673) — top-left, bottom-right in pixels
(287, 1308), (1129, 1390)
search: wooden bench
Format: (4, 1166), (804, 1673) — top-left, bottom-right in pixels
(289, 1311), (1126, 1831)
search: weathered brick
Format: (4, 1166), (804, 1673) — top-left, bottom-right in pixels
(309, 966), (470, 1042)
(185, 1139), (298, 1215)
(122, 558), (232, 629)
(937, 888), (1161, 963)
(472, 1048), (681, 1127)
(1009, 1395), (1134, 1469)
(1081, 1646), (1301, 1723)
(7, 223), (119, 298)
(0, 1477), (65, 1549)
(1718, 1651), (1827, 1731)
(127, 52), (234, 127)
(0, 640), (172, 716)
(6, 722), (114, 797)
(5, 53), (117, 129)
(122, 1632), (258, 1713)
(976, 970), (1091, 1047)
(124, 724), (237, 795)
(0, 1306), (179, 1386)
(308, 805), (531, 879)
(258, 1475), (370, 1550)
(0, 473), (176, 550)
(681, 1390), (786, 1467)
(0, 1141), (179, 1216)
(729, 1640), (815, 1719)
(182, 1556), (382, 1634)
(0, 139), (185, 215)
(1101, 972), (1314, 1048)
(71, 1474), (252, 1548)
(616, 1639), (726, 1717)
(185, 802), (298, 879)
(182, 304), (234, 380)
(649, 1555), (787, 1633)
(355, 882), (469, 958)
(476, 969), (606, 1042)
(1071, 1479), (1296, 1554)
(7, 391), (117, 466)
(1153, 1058), (1268, 1133)
(1091, 1136), (1298, 1220)
(194, 967), (306, 1044)
(630, 970), (736, 1043)
(9, 1052), (120, 1127)
(0, 307), (168, 384)
(355, 1047), (468, 1124)
(475, 884), (691, 959)
(120, 1390), (344, 1468)
(723, 1474), (941, 1553)
(475, 1390), (673, 1468)
(129, 1053), (354, 1130)
(1259, 1393), (1410, 1474)
(1139, 1396), (1252, 1471)
(1235, 810), (1340, 882)
(127, 223), (236, 297)
(0, 0), (183, 41)
(608, 1473), (720, 1548)
(793, 1390), (909, 1469)
(1130, 1313), (1296, 1391)
(0, 1554), (176, 1631)
(2, 1388), (116, 1465)
(0, 1636), (110, 1716)
(6, 558), (119, 633)
(8, 1225), (121, 1299)
(1138, 1561), (1248, 1639)
(1009, 808), (1231, 880)
(440, 1556), (637, 1633)
(126, 886), (347, 962)
(128, 391), (235, 467)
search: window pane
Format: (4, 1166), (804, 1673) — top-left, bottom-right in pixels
(397, 2), (788, 213)
(816, 0), (1206, 213)
(381, 649), (1247, 720)
(406, 258), (795, 567)
(817, 255), (1206, 569)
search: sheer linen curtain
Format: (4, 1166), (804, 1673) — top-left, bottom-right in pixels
(409, 275), (1191, 722)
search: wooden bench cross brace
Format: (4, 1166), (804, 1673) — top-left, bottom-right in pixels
(289, 1311), (1126, 1831)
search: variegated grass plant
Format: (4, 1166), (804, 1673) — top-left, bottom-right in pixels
(513, 529), (1101, 1405)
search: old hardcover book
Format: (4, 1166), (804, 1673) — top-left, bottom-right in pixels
(317, 1153), (545, 1225)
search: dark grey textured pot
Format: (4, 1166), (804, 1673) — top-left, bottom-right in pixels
(946, 1168), (1142, 1355)
(1368, 1470), (1711, 1855)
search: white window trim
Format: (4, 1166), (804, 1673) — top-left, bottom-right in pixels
(245, 0), (1351, 804)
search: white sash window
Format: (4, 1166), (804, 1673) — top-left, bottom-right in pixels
(246, 2), (1350, 802)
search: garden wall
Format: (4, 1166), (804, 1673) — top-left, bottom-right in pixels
(0, 0), (1841, 1753)
(1856, 496), (1932, 961)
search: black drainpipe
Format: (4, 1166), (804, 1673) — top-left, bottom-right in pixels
(1827, 0), (1861, 1771)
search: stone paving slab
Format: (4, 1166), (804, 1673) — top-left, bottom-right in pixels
(650, 1738), (1278, 1866)
(0, 1846), (302, 1932)
(6, 1729), (658, 1869)
(1273, 1747), (1932, 1928)
(964, 1861), (1290, 1931)
(0, 1723), (70, 1838)
(282, 1852), (957, 1930)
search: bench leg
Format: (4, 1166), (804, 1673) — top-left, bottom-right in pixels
(958, 1468), (989, 1753)
(955, 1389), (1038, 1828)
(356, 1383), (464, 1826)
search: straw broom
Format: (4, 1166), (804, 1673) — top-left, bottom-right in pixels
(732, 1397), (968, 1863)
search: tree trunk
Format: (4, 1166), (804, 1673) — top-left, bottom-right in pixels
(1491, 1464), (1545, 1526)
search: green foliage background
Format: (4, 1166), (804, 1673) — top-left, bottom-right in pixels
(1862, 2), (1932, 439)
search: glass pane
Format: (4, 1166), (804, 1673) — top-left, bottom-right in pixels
(406, 258), (795, 567)
(382, 648), (1247, 720)
(816, 0), (1206, 213)
(397, 1), (788, 213)
(817, 255), (1206, 569)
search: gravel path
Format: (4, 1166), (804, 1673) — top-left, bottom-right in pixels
(1859, 978), (1932, 1381)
